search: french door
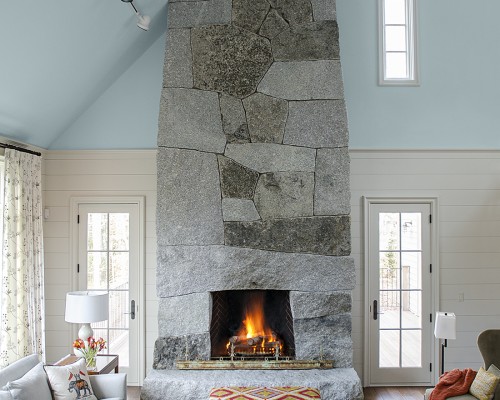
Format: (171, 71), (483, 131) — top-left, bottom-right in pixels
(74, 199), (144, 385)
(365, 199), (434, 386)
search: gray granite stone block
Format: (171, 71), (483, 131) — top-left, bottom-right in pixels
(311, 0), (336, 21)
(232, 0), (270, 33)
(219, 94), (249, 143)
(163, 29), (193, 88)
(294, 315), (352, 367)
(218, 155), (259, 199)
(254, 172), (314, 219)
(158, 293), (211, 337)
(224, 216), (351, 255)
(268, 0), (313, 25)
(157, 148), (224, 245)
(259, 9), (289, 40)
(156, 245), (355, 297)
(158, 88), (225, 153)
(222, 198), (261, 221)
(141, 369), (363, 400)
(192, 25), (273, 98)
(224, 143), (316, 173)
(314, 147), (351, 216)
(167, 0), (231, 28)
(272, 21), (339, 61)
(284, 100), (348, 148)
(290, 291), (351, 319)
(153, 333), (210, 370)
(242, 93), (288, 143)
(258, 60), (344, 100)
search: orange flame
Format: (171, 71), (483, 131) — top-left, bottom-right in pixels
(236, 292), (273, 339)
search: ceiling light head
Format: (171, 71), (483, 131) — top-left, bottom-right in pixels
(136, 14), (151, 31)
(121, 0), (151, 31)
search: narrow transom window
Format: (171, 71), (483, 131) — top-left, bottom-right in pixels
(379, 0), (419, 86)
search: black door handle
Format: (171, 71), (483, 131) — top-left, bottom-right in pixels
(124, 299), (136, 320)
(373, 300), (384, 320)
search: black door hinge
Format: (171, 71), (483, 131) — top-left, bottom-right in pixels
(77, 215), (80, 224)
(77, 264), (80, 273)
(430, 264), (432, 273)
(429, 214), (432, 223)
(430, 363), (432, 372)
(430, 313), (432, 323)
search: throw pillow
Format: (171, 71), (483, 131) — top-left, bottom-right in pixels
(44, 358), (97, 400)
(0, 391), (13, 400)
(488, 364), (500, 378)
(2, 363), (51, 400)
(469, 367), (500, 400)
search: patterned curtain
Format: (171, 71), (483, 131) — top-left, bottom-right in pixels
(0, 149), (45, 367)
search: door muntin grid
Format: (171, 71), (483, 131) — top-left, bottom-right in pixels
(379, 212), (422, 368)
(86, 212), (131, 367)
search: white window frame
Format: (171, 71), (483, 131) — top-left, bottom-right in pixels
(378, 0), (419, 86)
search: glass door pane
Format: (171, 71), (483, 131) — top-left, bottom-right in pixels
(378, 212), (423, 369)
(87, 212), (130, 368)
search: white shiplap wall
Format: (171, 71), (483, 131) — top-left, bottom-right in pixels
(42, 149), (500, 385)
(42, 150), (158, 378)
(350, 150), (500, 382)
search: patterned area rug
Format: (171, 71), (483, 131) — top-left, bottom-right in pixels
(209, 386), (321, 400)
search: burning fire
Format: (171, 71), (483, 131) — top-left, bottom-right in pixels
(227, 292), (283, 357)
(237, 292), (273, 339)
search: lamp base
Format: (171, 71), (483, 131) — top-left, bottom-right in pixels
(78, 323), (94, 342)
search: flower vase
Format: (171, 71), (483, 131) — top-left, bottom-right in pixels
(85, 355), (97, 371)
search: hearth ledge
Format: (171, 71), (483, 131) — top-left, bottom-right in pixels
(141, 368), (363, 400)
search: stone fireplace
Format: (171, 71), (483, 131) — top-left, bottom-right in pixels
(141, 0), (362, 398)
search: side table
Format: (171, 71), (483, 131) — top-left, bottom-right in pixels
(55, 354), (119, 375)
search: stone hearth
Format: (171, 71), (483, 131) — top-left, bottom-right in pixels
(142, 0), (362, 398)
(142, 369), (362, 400)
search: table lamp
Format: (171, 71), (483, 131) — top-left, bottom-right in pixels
(434, 311), (456, 375)
(65, 291), (109, 341)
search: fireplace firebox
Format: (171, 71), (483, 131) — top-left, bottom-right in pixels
(210, 290), (295, 360)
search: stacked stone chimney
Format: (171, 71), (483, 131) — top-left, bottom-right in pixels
(144, 0), (362, 398)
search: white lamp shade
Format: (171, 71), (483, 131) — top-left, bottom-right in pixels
(65, 291), (109, 324)
(434, 311), (456, 339)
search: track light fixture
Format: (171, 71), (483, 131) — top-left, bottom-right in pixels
(121, 0), (151, 31)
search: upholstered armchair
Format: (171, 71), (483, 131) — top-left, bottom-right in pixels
(425, 330), (500, 400)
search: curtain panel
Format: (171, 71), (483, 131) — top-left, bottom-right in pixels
(0, 149), (45, 367)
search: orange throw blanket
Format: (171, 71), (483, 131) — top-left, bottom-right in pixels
(429, 368), (477, 400)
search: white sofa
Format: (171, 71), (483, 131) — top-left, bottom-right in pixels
(0, 354), (127, 400)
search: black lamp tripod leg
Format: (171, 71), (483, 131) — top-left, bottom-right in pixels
(441, 339), (448, 375)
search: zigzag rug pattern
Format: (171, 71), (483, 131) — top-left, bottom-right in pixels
(209, 386), (321, 400)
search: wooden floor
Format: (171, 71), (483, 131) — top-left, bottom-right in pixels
(127, 386), (141, 400)
(127, 386), (426, 400)
(364, 387), (426, 400)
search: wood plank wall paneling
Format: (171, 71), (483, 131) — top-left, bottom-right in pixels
(350, 150), (500, 381)
(42, 150), (158, 377)
(42, 149), (500, 383)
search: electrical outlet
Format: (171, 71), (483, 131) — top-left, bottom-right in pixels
(459, 293), (464, 302)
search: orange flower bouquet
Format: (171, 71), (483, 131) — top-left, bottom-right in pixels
(73, 336), (106, 370)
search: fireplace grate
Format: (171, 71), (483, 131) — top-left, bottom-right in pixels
(177, 359), (333, 370)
